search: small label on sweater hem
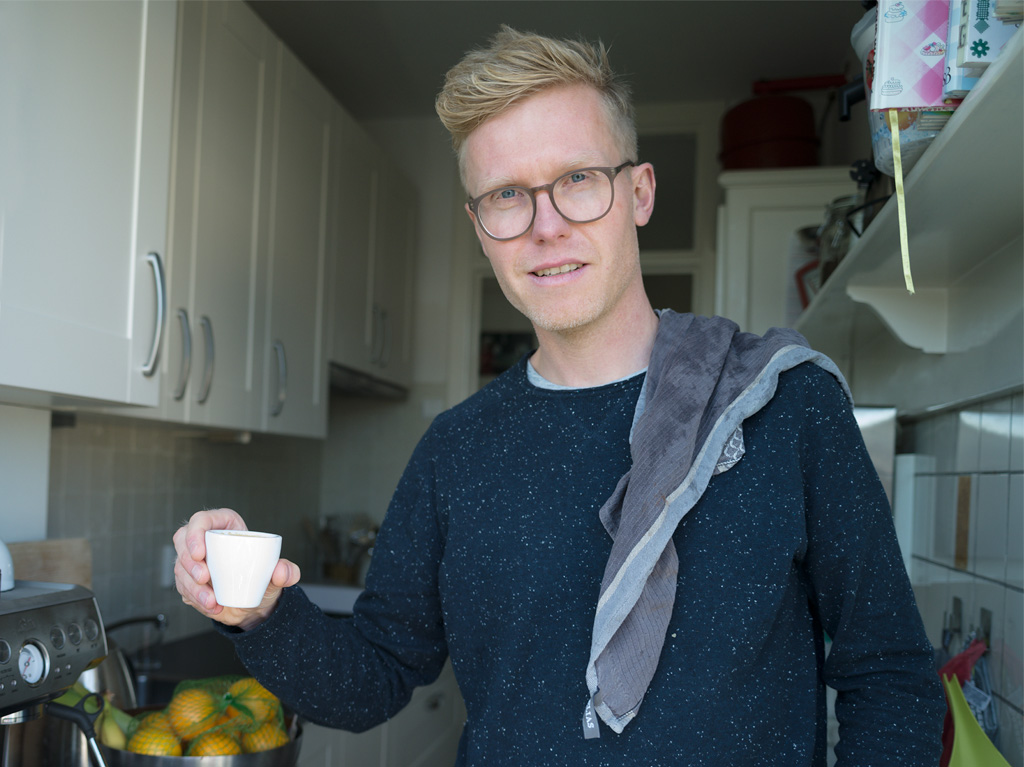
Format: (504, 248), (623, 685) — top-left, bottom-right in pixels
(582, 698), (600, 739)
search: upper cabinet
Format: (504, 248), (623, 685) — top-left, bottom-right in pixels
(260, 44), (332, 437)
(0, 0), (416, 430)
(327, 108), (379, 380)
(0, 0), (177, 408)
(369, 157), (417, 390)
(715, 168), (856, 336)
(327, 111), (417, 393)
(162, 0), (274, 431)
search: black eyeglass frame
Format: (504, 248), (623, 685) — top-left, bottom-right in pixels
(467, 161), (637, 241)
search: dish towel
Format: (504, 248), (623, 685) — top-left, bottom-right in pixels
(584, 310), (850, 735)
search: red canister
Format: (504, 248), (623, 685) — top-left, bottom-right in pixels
(719, 95), (819, 170)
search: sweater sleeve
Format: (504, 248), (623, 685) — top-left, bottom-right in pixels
(216, 427), (449, 732)
(795, 367), (945, 766)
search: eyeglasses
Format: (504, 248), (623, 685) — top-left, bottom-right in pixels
(468, 161), (636, 241)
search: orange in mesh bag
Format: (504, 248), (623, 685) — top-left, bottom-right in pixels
(166, 687), (222, 740)
(223, 676), (282, 730)
(152, 675), (287, 754)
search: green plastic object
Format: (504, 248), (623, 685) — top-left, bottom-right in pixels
(942, 674), (1010, 767)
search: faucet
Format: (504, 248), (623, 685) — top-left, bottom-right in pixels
(105, 613), (167, 673)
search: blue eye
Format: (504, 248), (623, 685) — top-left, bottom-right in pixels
(499, 188), (517, 199)
(569, 172), (587, 183)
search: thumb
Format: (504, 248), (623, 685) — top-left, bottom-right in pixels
(270, 559), (301, 591)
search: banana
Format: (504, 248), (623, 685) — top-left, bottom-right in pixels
(53, 680), (92, 707)
(104, 701), (136, 738)
(99, 709), (128, 750)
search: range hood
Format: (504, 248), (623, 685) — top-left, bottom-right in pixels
(329, 362), (408, 400)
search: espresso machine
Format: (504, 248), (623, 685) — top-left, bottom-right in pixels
(0, 580), (109, 767)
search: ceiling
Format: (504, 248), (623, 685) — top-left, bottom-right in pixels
(247, 1), (871, 122)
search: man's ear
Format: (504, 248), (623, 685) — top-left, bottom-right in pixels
(631, 162), (656, 227)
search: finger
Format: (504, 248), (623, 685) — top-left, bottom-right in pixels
(183, 508), (247, 563)
(173, 557), (221, 616)
(270, 559), (302, 589)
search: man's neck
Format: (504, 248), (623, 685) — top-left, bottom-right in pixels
(530, 301), (660, 388)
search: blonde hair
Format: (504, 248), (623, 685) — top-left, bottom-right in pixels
(435, 26), (637, 186)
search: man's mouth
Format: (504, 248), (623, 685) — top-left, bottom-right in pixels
(532, 263), (582, 277)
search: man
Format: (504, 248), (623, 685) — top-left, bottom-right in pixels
(174, 27), (944, 765)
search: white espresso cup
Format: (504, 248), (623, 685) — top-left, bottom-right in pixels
(205, 530), (282, 608)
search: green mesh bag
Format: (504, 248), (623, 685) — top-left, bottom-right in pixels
(132, 675), (287, 755)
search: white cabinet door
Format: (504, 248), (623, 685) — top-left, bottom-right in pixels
(327, 108), (379, 379)
(261, 44), (330, 437)
(371, 160), (417, 390)
(384, 661), (463, 767)
(715, 168), (855, 336)
(0, 0), (175, 407)
(164, 0), (273, 430)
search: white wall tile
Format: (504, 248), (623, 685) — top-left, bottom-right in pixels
(977, 580), (1007, 694)
(911, 558), (950, 650)
(1002, 588), (1023, 711)
(1009, 475), (1023, 590)
(932, 474), (959, 568)
(996, 698), (1022, 767)
(948, 571), (979, 649)
(974, 474), (1011, 581)
(956, 409), (983, 473)
(913, 473), (938, 561)
(915, 412), (957, 473)
(980, 396), (1014, 472)
(1011, 392), (1024, 473)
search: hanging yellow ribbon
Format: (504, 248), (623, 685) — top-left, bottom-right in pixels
(888, 108), (915, 294)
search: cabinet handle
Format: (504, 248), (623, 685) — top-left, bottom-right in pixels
(197, 315), (214, 404)
(270, 340), (287, 417)
(172, 308), (192, 401)
(141, 252), (167, 377)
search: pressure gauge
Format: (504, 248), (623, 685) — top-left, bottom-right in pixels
(18, 642), (47, 686)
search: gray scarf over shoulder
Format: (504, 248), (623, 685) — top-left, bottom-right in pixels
(585, 310), (850, 735)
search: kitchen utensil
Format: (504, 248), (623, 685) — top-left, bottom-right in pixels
(205, 531), (282, 608)
(941, 674), (1010, 767)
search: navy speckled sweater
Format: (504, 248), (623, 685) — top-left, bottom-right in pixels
(221, 357), (944, 766)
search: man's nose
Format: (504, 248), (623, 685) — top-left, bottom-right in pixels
(530, 190), (570, 241)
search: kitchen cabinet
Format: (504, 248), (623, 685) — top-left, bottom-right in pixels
(260, 43), (331, 437)
(327, 112), (417, 393)
(327, 109), (379, 380)
(161, 0), (274, 430)
(0, 0), (176, 408)
(371, 159), (417, 390)
(794, 31), (1023, 410)
(714, 167), (856, 337)
(382, 660), (462, 767)
(296, 661), (463, 767)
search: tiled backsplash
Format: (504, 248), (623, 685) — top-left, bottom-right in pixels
(906, 390), (1023, 766)
(47, 413), (322, 651)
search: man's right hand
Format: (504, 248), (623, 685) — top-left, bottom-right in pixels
(172, 508), (301, 631)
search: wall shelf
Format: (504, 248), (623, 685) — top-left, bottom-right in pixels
(796, 30), (1023, 357)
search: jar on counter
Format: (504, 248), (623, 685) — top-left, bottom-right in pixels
(817, 195), (860, 286)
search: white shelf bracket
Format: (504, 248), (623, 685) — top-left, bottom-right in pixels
(846, 285), (950, 353)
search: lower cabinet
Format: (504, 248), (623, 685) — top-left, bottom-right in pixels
(296, 661), (464, 767)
